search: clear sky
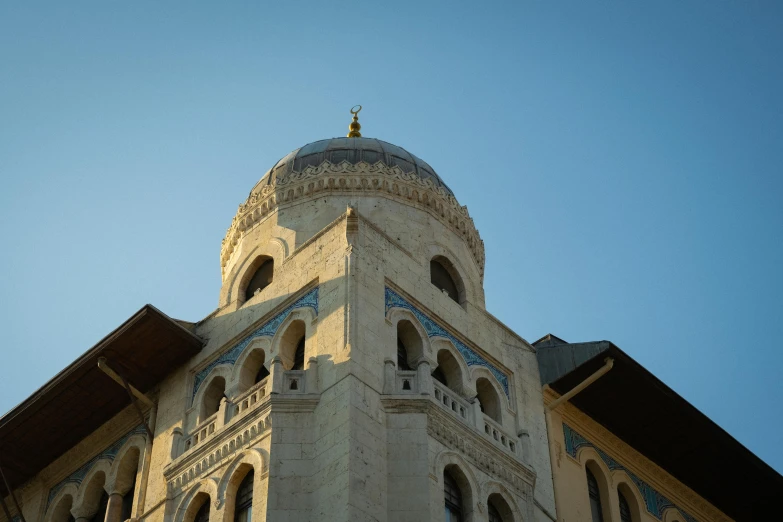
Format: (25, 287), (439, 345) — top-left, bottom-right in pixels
(1, 2), (781, 475)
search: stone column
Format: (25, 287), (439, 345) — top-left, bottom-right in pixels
(471, 397), (484, 430)
(270, 356), (284, 394)
(306, 356), (319, 393)
(216, 397), (228, 428)
(383, 358), (396, 394)
(103, 493), (124, 522)
(416, 359), (432, 396)
(517, 429), (531, 464)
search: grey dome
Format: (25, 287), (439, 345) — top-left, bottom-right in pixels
(253, 137), (453, 196)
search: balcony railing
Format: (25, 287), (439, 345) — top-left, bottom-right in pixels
(234, 377), (269, 417)
(482, 413), (516, 454)
(183, 411), (218, 451)
(433, 380), (472, 424)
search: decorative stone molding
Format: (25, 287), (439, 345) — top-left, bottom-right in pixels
(428, 406), (535, 501)
(221, 161), (485, 281)
(46, 424), (147, 511)
(383, 397), (535, 501)
(164, 410), (271, 498)
(192, 286), (319, 398)
(384, 285), (510, 396)
(545, 389), (730, 522)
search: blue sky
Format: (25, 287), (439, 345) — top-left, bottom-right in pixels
(1, 1), (781, 475)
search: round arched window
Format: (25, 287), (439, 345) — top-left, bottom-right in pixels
(244, 258), (274, 301)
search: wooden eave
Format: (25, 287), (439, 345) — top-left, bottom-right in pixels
(0, 305), (204, 493)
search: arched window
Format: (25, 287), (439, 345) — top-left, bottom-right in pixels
(244, 258), (274, 302)
(397, 339), (411, 371)
(443, 470), (463, 522)
(433, 348), (464, 394)
(619, 490), (632, 522)
(233, 470), (254, 522)
(487, 493), (513, 522)
(430, 256), (463, 304)
(121, 476), (136, 522)
(201, 376), (226, 420)
(278, 319), (306, 371)
(587, 468), (604, 522)
(432, 366), (447, 386)
(488, 502), (502, 522)
(396, 319), (423, 371)
(255, 365), (269, 383)
(89, 491), (109, 522)
(475, 377), (502, 423)
(292, 337), (305, 371)
(193, 500), (210, 522)
(50, 494), (74, 522)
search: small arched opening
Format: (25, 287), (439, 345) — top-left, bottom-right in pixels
(233, 469), (254, 522)
(430, 256), (464, 305)
(617, 482), (641, 522)
(488, 493), (514, 522)
(114, 445), (141, 521)
(279, 319), (306, 371)
(475, 377), (502, 424)
(242, 257), (274, 302)
(443, 465), (473, 522)
(79, 471), (109, 522)
(185, 493), (211, 522)
(585, 462), (611, 522)
(50, 495), (74, 522)
(200, 376), (226, 421)
(396, 320), (423, 371)
(433, 349), (464, 394)
(238, 347), (269, 393)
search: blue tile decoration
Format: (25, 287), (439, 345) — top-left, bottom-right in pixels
(384, 287), (509, 397)
(563, 424), (697, 521)
(46, 424), (147, 510)
(192, 287), (319, 399)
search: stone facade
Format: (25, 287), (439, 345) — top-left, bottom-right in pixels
(1, 149), (556, 522)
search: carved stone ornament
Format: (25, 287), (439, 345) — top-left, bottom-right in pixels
(221, 161), (485, 281)
(426, 404), (535, 499)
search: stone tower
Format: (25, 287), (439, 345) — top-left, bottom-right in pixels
(159, 123), (555, 521)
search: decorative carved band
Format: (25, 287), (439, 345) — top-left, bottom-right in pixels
(427, 405), (535, 500)
(221, 161), (485, 280)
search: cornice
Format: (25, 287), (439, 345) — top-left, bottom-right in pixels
(544, 388), (731, 522)
(221, 161), (485, 281)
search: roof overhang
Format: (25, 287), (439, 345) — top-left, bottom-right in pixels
(0, 305), (203, 492)
(538, 341), (781, 521)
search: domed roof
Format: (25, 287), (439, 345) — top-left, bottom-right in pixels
(252, 137), (453, 196)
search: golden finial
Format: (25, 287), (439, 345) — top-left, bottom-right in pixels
(347, 105), (362, 138)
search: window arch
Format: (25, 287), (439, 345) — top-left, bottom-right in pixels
(396, 319), (424, 371)
(433, 348), (465, 394)
(50, 494), (74, 522)
(430, 256), (464, 304)
(443, 470), (463, 522)
(112, 444), (141, 521)
(242, 257), (274, 302)
(475, 377), (502, 424)
(237, 345), (269, 393)
(233, 470), (254, 522)
(200, 376), (226, 421)
(278, 319), (306, 371)
(586, 467), (605, 522)
(487, 493), (514, 522)
(619, 490), (632, 522)
(193, 500), (210, 522)
(617, 482), (641, 522)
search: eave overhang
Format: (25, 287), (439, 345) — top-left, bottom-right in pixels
(0, 305), (204, 493)
(537, 340), (782, 521)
